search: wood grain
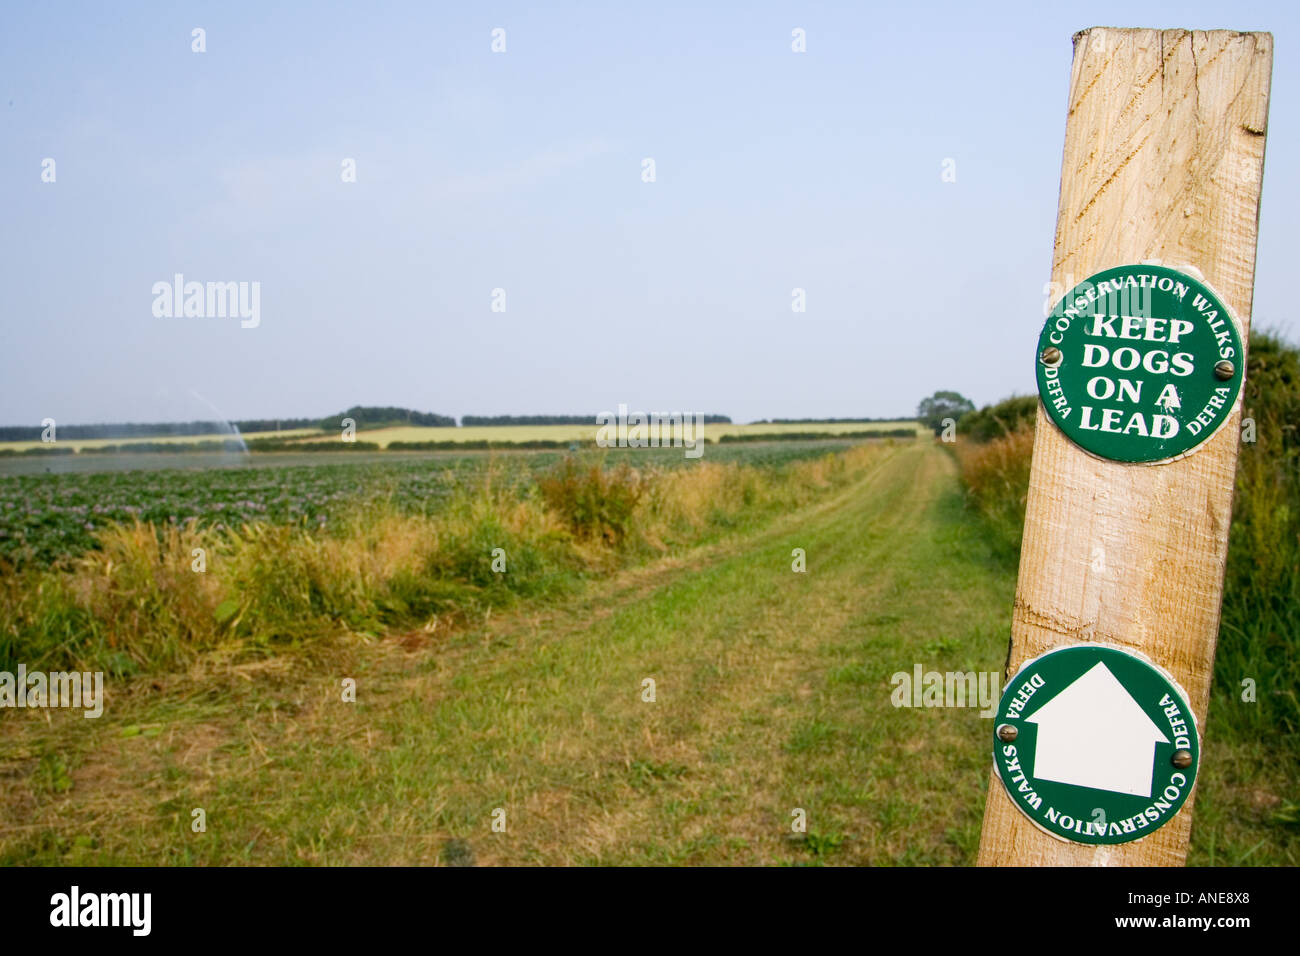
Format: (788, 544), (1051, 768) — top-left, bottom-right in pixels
(976, 27), (1272, 867)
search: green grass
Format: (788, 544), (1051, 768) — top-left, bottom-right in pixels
(1, 443), (1025, 865)
(2, 419), (1292, 865)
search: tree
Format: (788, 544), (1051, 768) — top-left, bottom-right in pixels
(917, 391), (975, 436)
(958, 395), (1037, 443)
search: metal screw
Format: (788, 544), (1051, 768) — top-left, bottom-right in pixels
(1172, 749), (1193, 769)
(997, 724), (1018, 743)
(1214, 360), (1235, 380)
(1040, 347), (1063, 367)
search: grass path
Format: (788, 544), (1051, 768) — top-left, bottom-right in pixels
(1, 443), (1019, 865)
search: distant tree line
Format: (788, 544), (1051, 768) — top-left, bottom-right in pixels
(233, 418), (321, 434)
(916, 392), (977, 436)
(318, 406), (456, 431)
(461, 415), (595, 426)
(957, 395), (1037, 443)
(913, 390), (1037, 441)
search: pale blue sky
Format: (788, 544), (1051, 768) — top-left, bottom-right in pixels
(2, 1), (1295, 425)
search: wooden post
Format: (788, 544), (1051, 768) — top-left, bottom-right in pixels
(977, 27), (1272, 867)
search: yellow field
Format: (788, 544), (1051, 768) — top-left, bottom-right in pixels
(340, 420), (924, 448)
(0, 428), (320, 453)
(0, 421), (924, 453)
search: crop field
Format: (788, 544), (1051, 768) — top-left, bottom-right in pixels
(2, 438), (1289, 866)
(1, 440), (1017, 865)
(0, 440), (869, 567)
(333, 420), (924, 448)
(0, 421), (925, 456)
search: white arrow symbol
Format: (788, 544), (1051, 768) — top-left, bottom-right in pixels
(1026, 662), (1169, 797)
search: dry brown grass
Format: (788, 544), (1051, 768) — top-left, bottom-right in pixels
(950, 425), (1034, 556)
(1, 446), (892, 678)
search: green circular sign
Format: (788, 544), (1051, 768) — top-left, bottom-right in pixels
(1037, 264), (1244, 464)
(992, 644), (1200, 846)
